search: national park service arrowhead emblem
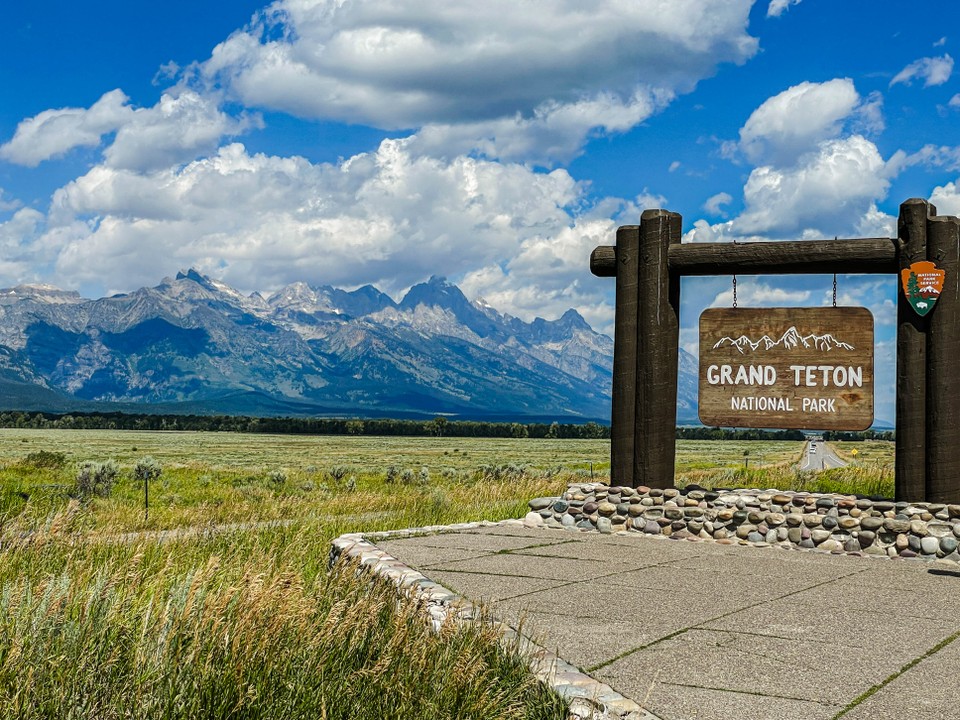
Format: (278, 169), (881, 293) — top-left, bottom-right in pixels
(901, 261), (945, 317)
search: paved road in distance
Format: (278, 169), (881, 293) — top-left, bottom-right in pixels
(800, 441), (847, 472)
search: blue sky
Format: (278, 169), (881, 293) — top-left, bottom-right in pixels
(3, 0), (960, 424)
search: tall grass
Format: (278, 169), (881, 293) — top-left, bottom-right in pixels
(0, 516), (567, 719)
(0, 439), (577, 718)
(677, 463), (894, 497)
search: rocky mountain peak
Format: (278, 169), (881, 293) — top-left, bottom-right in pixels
(399, 276), (501, 338)
(400, 275), (462, 309)
(268, 282), (329, 310)
(522, 309), (592, 343)
(550, 308), (591, 333)
(0, 284), (85, 305)
(175, 268), (215, 287)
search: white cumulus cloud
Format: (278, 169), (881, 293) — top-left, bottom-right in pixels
(738, 79), (863, 166)
(709, 282), (810, 308)
(686, 79), (900, 244)
(104, 91), (262, 172)
(734, 135), (890, 236)
(890, 54), (954, 87)
(685, 135), (893, 243)
(406, 89), (671, 165)
(0, 89), (258, 172)
(930, 180), (960, 216)
(767, 0), (801, 18)
(460, 219), (618, 332)
(0, 90), (134, 167)
(196, 0), (757, 163)
(0, 208), (48, 281)
(703, 192), (733, 216)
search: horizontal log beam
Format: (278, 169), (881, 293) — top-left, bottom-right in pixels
(591, 237), (900, 278)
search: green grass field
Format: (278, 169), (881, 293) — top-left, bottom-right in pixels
(0, 430), (896, 718)
(0, 429), (609, 472)
(0, 430), (591, 719)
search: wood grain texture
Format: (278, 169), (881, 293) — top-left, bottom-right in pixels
(590, 245), (617, 277)
(925, 215), (960, 502)
(610, 226), (640, 487)
(590, 238), (898, 278)
(896, 199), (933, 501)
(698, 308), (874, 431)
(634, 210), (680, 488)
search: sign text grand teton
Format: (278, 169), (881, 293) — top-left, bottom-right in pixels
(698, 307), (874, 431)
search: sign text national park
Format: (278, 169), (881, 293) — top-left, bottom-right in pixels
(698, 307), (874, 431)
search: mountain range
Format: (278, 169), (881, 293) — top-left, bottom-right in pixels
(0, 270), (702, 422)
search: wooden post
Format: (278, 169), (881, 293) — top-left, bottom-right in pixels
(634, 210), (681, 488)
(610, 226), (640, 486)
(925, 213), (960, 502)
(896, 199), (933, 501)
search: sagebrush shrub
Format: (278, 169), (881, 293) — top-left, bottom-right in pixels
(75, 460), (119, 498)
(134, 457), (162, 485)
(23, 450), (67, 469)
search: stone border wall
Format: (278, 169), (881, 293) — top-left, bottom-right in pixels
(527, 483), (960, 562)
(330, 521), (657, 720)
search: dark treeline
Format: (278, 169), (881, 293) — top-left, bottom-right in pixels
(0, 411), (610, 439)
(0, 411), (897, 441)
(677, 427), (895, 441)
(821, 429), (895, 441)
(676, 427), (806, 441)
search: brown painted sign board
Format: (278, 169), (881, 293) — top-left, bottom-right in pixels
(698, 307), (874, 431)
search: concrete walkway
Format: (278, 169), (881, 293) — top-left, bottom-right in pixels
(374, 524), (960, 720)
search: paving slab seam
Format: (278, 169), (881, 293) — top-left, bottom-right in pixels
(665, 681), (839, 705)
(587, 564), (870, 673)
(427, 538), (740, 605)
(329, 518), (661, 720)
(829, 627), (960, 719)
(663, 681), (843, 708)
(422, 558), (677, 605)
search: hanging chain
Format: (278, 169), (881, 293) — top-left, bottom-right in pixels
(732, 234), (739, 308)
(830, 237), (839, 308)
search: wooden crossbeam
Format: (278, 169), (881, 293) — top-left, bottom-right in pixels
(590, 238), (899, 278)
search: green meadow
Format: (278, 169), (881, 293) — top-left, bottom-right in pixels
(0, 430), (895, 718)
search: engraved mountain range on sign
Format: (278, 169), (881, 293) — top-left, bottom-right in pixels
(712, 326), (854, 354)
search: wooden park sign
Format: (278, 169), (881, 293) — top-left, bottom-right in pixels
(698, 307), (873, 431)
(590, 199), (960, 503)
